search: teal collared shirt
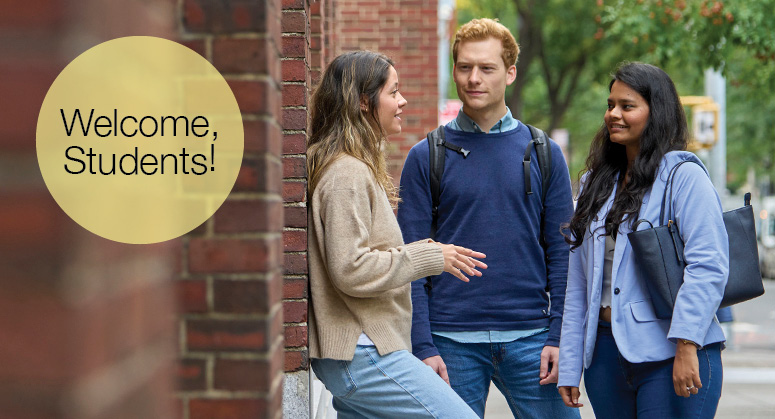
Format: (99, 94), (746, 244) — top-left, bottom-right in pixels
(434, 105), (548, 344)
(447, 107), (520, 133)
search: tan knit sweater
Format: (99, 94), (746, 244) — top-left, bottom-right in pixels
(308, 155), (445, 360)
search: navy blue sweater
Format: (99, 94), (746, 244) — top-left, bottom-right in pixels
(397, 124), (574, 360)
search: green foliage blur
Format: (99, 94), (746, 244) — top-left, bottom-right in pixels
(451, 0), (775, 191)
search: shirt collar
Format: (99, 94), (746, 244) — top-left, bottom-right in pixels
(451, 107), (518, 133)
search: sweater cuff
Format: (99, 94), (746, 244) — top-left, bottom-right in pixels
(413, 346), (440, 361)
(546, 318), (562, 347)
(544, 335), (560, 348)
(404, 241), (444, 279)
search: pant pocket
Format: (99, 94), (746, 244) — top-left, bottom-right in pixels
(311, 358), (357, 398)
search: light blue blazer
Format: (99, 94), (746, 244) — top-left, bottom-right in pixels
(557, 151), (729, 388)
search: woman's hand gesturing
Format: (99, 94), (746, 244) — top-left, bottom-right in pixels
(436, 243), (487, 282)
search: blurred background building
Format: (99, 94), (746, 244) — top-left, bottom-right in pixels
(1, 1), (182, 418)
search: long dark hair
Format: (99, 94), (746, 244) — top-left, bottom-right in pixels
(566, 62), (688, 249)
(307, 51), (398, 205)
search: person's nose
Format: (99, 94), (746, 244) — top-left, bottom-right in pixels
(608, 106), (621, 120)
(469, 67), (482, 85)
(398, 92), (407, 108)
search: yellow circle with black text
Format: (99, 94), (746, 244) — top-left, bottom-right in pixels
(37, 36), (244, 244)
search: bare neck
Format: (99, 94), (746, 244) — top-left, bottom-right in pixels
(625, 145), (639, 169)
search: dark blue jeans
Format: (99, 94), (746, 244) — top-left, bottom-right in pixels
(584, 322), (723, 419)
(433, 331), (581, 419)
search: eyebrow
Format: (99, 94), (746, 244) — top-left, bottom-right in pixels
(608, 98), (637, 103)
(457, 60), (500, 67)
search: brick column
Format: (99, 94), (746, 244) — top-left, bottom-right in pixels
(178, 1), (285, 418)
(0, 1), (177, 419)
(281, 0), (311, 415)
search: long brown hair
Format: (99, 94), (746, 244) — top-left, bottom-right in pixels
(307, 51), (399, 206)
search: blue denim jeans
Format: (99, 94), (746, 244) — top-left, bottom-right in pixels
(311, 346), (478, 418)
(584, 322), (723, 419)
(432, 331), (581, 419)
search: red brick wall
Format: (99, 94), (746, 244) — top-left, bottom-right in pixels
(280, 0), (333, 387)
(335, 0), (440, 179)
(176, 1), (438, 416)
(177, 1), (286, 418)
(281, 0), (311, 375)
(0, 1), (177, 419)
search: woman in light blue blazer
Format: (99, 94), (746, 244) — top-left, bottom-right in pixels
(557, 62), (728, 419)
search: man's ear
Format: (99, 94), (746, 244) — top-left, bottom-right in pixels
(360, 95), (369, 112)
(506, 65), (517, 86)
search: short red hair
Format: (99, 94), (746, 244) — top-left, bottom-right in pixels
(453, 18), (519, 68)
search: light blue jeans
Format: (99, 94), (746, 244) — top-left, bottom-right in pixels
(433, 331), (581, 419)
(311, 346), (478, 418)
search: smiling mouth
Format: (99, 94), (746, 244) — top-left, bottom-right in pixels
(610, 124), (627, 129)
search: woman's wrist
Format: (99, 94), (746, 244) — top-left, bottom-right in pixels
(678, 339), (700, 350)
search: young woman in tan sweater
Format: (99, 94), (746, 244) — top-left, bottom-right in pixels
(306, 50), (485, 418)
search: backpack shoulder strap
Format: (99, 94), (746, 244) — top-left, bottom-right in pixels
(427, 125), (446, 239)
(524, 124), (553, 253)
(525, 124), (553, 202)
(424, 125), (446, 295)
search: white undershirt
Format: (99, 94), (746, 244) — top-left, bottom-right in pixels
(601, 234), (616, 308)
(357, 332), (375, 346)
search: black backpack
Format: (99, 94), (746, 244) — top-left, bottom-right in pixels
(424, 124), (553, 293)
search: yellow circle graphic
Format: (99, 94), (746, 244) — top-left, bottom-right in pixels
(37, 36), (244, 244)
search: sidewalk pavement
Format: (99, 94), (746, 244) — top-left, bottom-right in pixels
(484, 349), (775, 418)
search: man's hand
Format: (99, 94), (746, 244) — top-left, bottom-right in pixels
(423, 355), (450, 386)
(539, 345), (559, 385)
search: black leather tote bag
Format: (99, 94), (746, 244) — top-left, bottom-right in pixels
(628, 161), (764, 320)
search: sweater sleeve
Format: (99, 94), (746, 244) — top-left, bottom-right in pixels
(396, 141), (439, 360)
(541, 140), (575, 347)
(319, 165), (444, 299)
